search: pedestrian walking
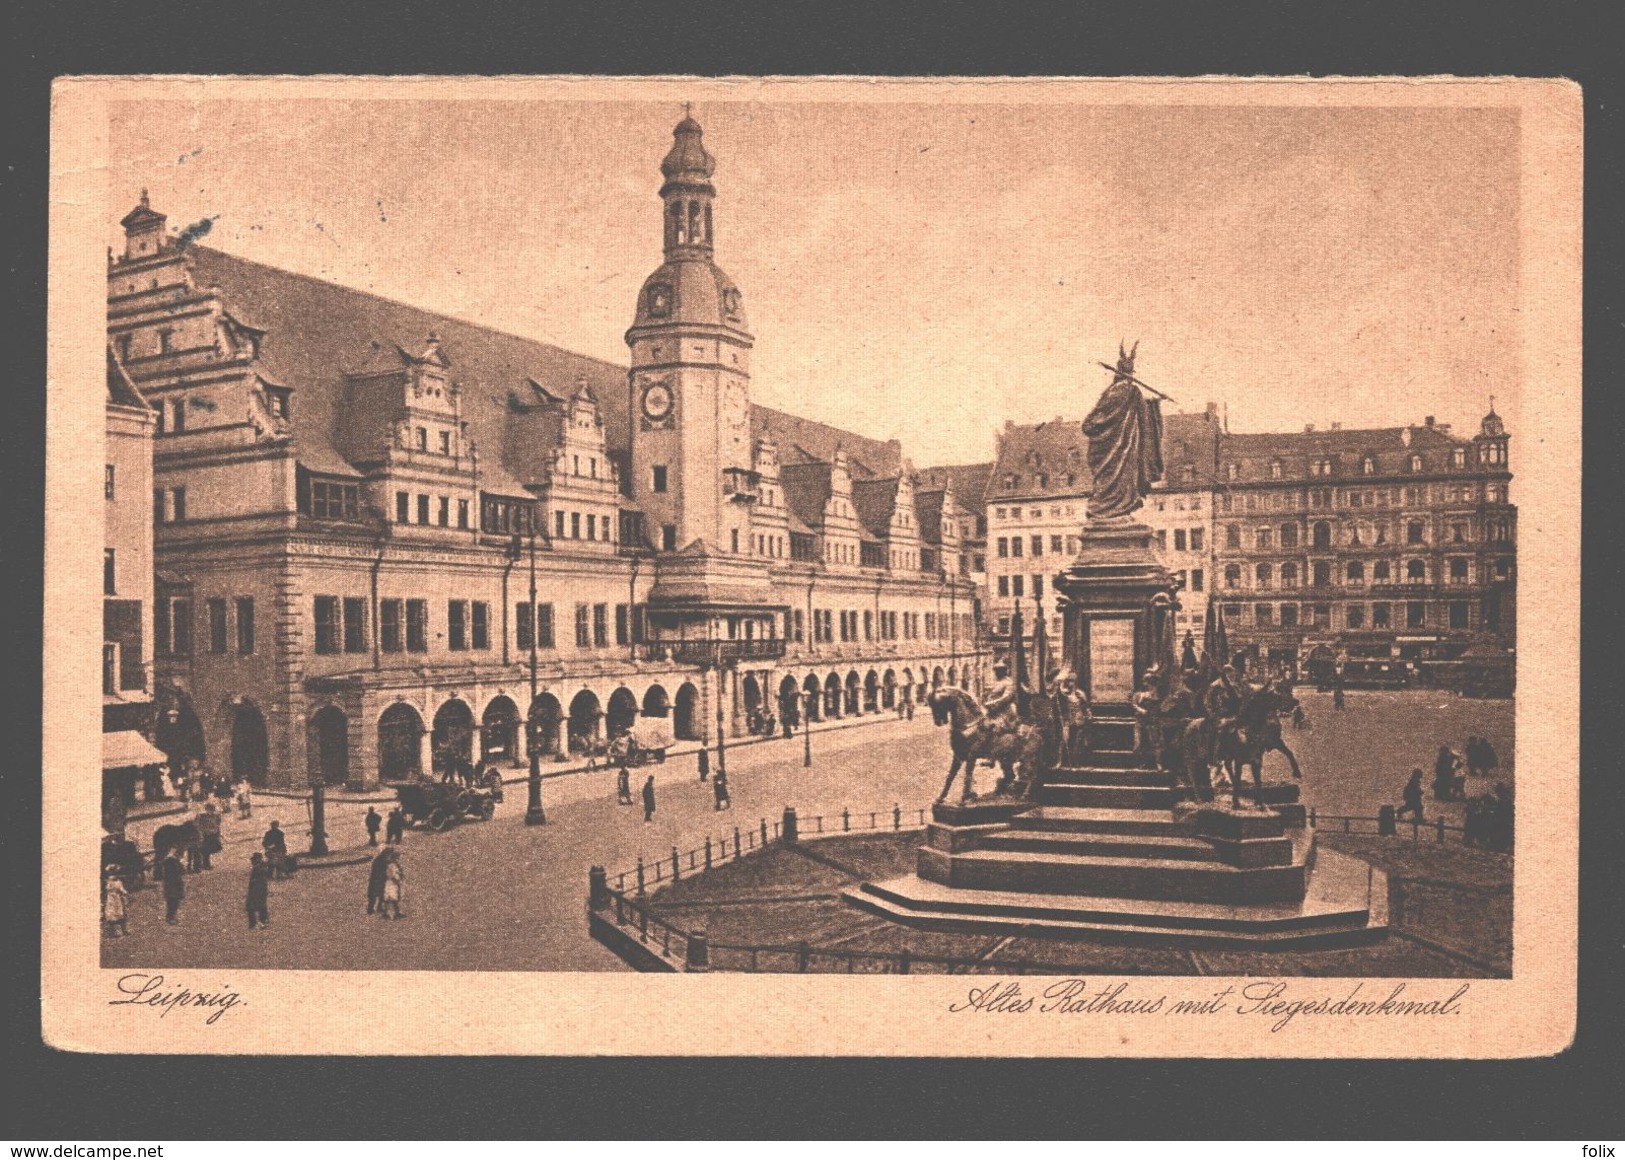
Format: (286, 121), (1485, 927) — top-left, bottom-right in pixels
(160, 852), (185, 924)
(712, 767), (730, 811)
(697, 746), (709, 782)
(642, 774), (656, 823)
(385, 806), (405, 844)
(102, 872), (129, 938)
(196, 802), (222, 870)
(262, 820), (289, 878)
(236, 780), (252, 819)
(366, 847), (391, 915)
(364, 807), (382, 846)
(616, 764), (632, 805)
(1397, 769), (1426, 823)
(1433, 744), (1462, 801)
(380, 849), (404, 919)
(246, 853), (271, 929)
(1332, 685), (1346, 711)
(905, 696), (915, 721)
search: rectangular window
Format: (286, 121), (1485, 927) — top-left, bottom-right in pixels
(448, 600), (468, 650)
(103, 549), (116, 595)
(417, 494), (430, 524)
(342, 597), (367, 653)
(396, 491), (410, 523)
(516, 602), (534, 650)
(1406, 601), (1426, 628)
(997, 575), (1009, 597)
(1372, 602), (1391, 629)
(1448, 601), (1470, 629)
(556, 510), (567, 540)
(1156, 529), (1168, 550)
(1011, 537), (1023, 558)
(1051, 535), (1063, 554)
(207, 597), (227, 653)
(864, 610), (874, 641)
(793, 609), (804, 642)
(406, 599), (429, 652)
(1031, 535), (1043, 557)
(537, 603), (555, 649)
(1254, 603), (1273, 626)
(381, 599), (403, 652)
(1278, 603), (1298, 628)
(471, 602), (489, 650)
(1190, 568), (1204, 592)
(438, 496), (450, 527)
(571, 512), (582, 539)
(235, 597), (255, 655)
(615, 603), (629, 646)
(314, 596), (340, 654)
(1174, 529), (1187, 551)
(1032, 574), (1044, 598)
(1346, 603), (1365, 629)
(310, 480), (360, 520)
(105, 464), (115, 500)
(593, 604), (608, 648)
(1011, 575), (1025, 598)
(996, 537), (1008, 558)
(590, 514), (600, 542)
(457, 499), (470, 529)
(103, 643), (118, 696)
(652, 465), (668, 493)
(662, 524), (677, 552)
(575, 604), (591, 648)
(439, 430), (451, 455)
(172, 487), (186, 522)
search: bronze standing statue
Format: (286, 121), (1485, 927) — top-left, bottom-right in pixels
(1083, 341), (1166, 520)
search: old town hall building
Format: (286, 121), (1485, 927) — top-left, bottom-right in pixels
(109, 116), (981, 791)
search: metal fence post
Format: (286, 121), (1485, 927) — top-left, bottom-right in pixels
(893, 804), (902, 831)
(842, 807), (850, 832)
(672, 846), (681, 881)
(636, 854), (646, 896)
(783, 806), (799, 844)
(1435, 817), (1446, 844)
(761, 818), (769, 848)
(733, 826), (742, 861)
(704, 836), (713, 870)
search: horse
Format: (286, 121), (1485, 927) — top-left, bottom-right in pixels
(152, 820), (200, 867)
(1169, 681), (1302, 808)
(927, 687), (1048, 803)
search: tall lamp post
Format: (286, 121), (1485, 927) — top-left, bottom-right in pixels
(802, 690), (812, 768)
(714, 643), (728, 779)
(511, 526), (547, 826)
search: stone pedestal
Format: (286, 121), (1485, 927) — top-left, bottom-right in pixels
(1055, 515), (1177, 728)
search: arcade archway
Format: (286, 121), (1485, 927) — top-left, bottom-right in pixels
(804, 674), (823, 722)
(673, 682), (701, 740)
(568, 690), (603, 753)
(481, 696), (519, 765)
(780, 675), (802, 725)
(642, 684), (671, 718)
(432, 699), (475, 776)
(229, 701), (270, 787)
(882, 669), (897, 709)
(863, 670), (879, 713)
(308, 705), (349, 786)
(378, 703), (424, 782)
(606, 687), (639, 737)
(528, 694), (562, 757)
(824, 673), (842, 718)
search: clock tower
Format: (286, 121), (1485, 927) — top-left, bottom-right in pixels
(626, 112), (755, 554)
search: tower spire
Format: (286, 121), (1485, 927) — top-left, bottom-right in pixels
(660, 111), (716, 257)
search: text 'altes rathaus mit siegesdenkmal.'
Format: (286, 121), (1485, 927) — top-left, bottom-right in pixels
(107, 115), (988, 791)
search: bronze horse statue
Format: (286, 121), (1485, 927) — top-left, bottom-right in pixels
(928, 687), (1050, 803)
(1171, 680), (1302, 809)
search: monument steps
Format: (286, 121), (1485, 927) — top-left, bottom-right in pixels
(977, 830), (1225, 862)
(1010, 805), (1188, 837)
(1037, 783), (1180, 810)
(920, 845), (1310, 904)
(1044, 765), (1170, 788)
(845, 876), (1384, 948)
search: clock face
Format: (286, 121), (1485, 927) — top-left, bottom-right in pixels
(642, 380), (674, 421)
(647, 283), (672, 318)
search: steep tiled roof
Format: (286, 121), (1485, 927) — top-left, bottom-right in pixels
(989, 418), (1091, 502)
(850, 476), (901, 539)
(1157, 408), (1223, 489)
(779, 461), (834, 531)
(106, 346), (150, 410)
(917, 461), (993, 516)
(1218, 422), (1471, 482)
(751, 405), (901, 479)
(914, 487), (946, 544)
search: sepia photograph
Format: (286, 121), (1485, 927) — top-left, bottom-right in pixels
(42, 75), (1580, 1058)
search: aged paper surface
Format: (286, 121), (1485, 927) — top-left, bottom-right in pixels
(45, 76), (1579, 1056)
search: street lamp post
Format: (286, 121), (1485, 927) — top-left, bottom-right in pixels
(308, 779), (329, 856)
(512, 526), (547, 826)
(714, 650), (728, 779)
(802, 691), (812, 767)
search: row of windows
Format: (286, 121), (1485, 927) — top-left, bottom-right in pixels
(155, 486), (187, 524)
(993, 504), (1081, 523)
(1219, 556), (1507, 589)
(153, 596), (254, 657)
(1220, 482), (1507, 513)
(1220, 518), (1497, 552)
(795, 607), (965, 645)
(1153, 528), (1206, 552)
(396, 490), (471, 529)
(1220, 600), (1476, 631)
(1224, 445), (1497, 482)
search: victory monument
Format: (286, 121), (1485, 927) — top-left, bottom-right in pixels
(848, 347), (1388, 947)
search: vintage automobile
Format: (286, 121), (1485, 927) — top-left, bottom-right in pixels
(394, 780), (497, 831)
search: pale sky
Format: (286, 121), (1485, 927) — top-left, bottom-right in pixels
(108, 95), (1521, 468)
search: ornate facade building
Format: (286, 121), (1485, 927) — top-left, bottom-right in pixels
(1212, 414), (1516, 675)
(108, 116), (982, 791)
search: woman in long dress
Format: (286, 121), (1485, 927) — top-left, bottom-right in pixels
(381, 851), (404, 920)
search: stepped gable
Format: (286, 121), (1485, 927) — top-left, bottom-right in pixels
(184, 245), (627, 493)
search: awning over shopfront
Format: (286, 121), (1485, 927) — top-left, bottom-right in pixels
(102, 730), (167, 770)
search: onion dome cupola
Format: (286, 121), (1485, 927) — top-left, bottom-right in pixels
(629, 111), (750, 337)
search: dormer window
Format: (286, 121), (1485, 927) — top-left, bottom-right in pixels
(1269, 460), (1283, 479)
(1410, 454), (1423, 473)
(1451, 447), (1466, 469)
(265, 387), (290, 419)
(438, 430), (451, 455)
(1361, 456), (1375, 475)
(1225, 463), (1239, 481)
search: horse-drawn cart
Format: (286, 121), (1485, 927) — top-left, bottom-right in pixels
(395, 781), (497, 831)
